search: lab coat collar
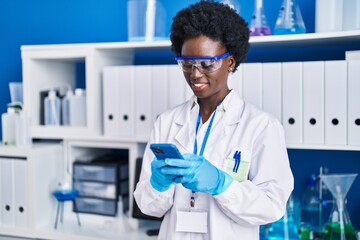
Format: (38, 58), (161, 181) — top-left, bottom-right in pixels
(174, 90), (244, 153)
(190, 90), (233, 112)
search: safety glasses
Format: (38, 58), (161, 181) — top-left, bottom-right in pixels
(175, 52), (230, 74)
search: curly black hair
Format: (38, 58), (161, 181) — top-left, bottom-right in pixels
(170, 1), (250, 72)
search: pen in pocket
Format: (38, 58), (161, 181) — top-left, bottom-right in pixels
(232, 151), (241, 173)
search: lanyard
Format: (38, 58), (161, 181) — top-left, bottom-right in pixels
(193, 105), (219, 156)
(191, 104), (219, 208)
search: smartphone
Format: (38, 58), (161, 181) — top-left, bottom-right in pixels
(150, 143), (184, 160)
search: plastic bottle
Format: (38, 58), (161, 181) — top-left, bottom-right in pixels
(44, 90), (61, 126)
(69, 88), (86, 127)
(15, 110), (31, 147)
(268, 192), (301, 240)
(61, 89), (73, 126)
(2, 104), (31, 147)
(300, 174), (321, 239)
(1, 106), (17, 146)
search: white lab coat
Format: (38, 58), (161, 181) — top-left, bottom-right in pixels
(134, 90), (294, 240)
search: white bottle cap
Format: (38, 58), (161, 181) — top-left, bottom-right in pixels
(7, 107), (16, 114)
(75, 88), (85, 96)
(48, 90), (57, 99)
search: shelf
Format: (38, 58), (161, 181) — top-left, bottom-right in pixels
(21, 30), (360, 52)
(287, 144), (360, 151)
(32, 215), (159, 240)
(0, 215), (159, 240)
(249, 30), (360, 47)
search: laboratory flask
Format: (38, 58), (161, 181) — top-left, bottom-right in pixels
(249, 0), (271, 36)
(321, 174), (358, 240)
(218, 0), (240, 14)
(273, 0), (306, 35)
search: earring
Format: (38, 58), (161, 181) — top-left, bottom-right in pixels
(228, 67), (233, 72)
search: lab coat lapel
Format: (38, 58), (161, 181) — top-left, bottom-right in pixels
(174, 101), (195, 153)
(204, 92), (244, 156)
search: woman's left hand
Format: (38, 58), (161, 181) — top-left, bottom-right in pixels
(163, 153), (233, 195)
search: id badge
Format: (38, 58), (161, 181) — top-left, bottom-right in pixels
(225, 150), (250, 182)
(176, 211), (208, 233)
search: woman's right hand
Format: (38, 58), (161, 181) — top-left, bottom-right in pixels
(150, 158), (176, 192)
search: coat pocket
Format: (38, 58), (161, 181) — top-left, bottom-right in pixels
(223, 149), (251, 183)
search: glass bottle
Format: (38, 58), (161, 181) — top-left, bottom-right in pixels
(300, 174), (321, 240)
(273, 0), (306, 35)
(249, 0), (271, 36)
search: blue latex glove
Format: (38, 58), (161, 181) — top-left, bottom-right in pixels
(164, 153), (233, 195)
(150, 158), (176, 192)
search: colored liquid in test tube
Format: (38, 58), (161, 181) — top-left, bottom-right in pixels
(249, 0), (271, 36)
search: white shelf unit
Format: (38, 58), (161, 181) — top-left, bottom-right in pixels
(0, 143), (161, 240)
(0, 144), (64, 239)
(63, 139), (146, 229)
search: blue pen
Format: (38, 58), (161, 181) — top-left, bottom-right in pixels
(233, 151), (241, 173)
(232, 151), (238, 172)
(235, 151), (241, 172)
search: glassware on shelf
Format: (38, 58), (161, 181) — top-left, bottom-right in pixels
(249, 0), (271, 36)
(127, 0), (167, 42)
(321, 174), (358, 240)
(300, 174), (321, 239)
(218, 0), (241, 14)
(273, 0), (306, 35)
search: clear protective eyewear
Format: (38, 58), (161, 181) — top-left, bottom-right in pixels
(175, 52), (230, 74)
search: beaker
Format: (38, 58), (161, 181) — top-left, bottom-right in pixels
(273, 0), (306, 35)
(127, 0), (167, 42)
(321, 174), (358, 240)
(9, 82), (23, 104)
(249, 0), (271, 36)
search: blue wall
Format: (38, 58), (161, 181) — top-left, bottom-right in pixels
(0, 0), (359, 231)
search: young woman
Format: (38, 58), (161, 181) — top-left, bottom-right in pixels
(134, 2), (293, 239)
